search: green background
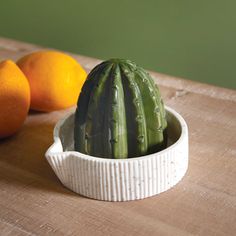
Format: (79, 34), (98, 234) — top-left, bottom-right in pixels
(0, 0), (235, 89)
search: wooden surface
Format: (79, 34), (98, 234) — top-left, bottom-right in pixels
(0, 37), (236, 236)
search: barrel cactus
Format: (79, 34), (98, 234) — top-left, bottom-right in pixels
(74, 59), (167, 159)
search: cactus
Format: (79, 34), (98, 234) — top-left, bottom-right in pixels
(74, 59), (167, 159)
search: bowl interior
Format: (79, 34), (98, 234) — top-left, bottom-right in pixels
(58, 109), (182, 153)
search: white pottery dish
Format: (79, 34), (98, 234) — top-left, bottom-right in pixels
(45, 106), (188, 201)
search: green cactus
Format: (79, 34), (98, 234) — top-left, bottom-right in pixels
(74, 59), (167, 159)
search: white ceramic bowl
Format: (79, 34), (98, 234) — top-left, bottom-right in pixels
(46, 106), (188, 201)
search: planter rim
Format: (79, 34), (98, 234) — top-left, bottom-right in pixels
(46, 106), (187, 163)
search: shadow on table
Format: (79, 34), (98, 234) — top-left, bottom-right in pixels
(0, 119), (81, 197)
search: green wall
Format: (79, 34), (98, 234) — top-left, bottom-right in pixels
(0, 0), (235, 89)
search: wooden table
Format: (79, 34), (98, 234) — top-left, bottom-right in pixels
(0, 37), (236, 236)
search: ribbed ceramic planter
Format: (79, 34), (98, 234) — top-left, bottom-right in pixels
(46, 106), (188, 201)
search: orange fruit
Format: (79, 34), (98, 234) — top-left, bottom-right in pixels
(0, 60), (30, 138)
(17, 51), (87, 112)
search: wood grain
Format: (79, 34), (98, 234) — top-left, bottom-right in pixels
(0, 37), (236, 236)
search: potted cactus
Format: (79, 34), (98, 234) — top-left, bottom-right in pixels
(46, 59), (188, 201)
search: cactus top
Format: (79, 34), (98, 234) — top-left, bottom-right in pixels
(74, 59), (167, 159)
